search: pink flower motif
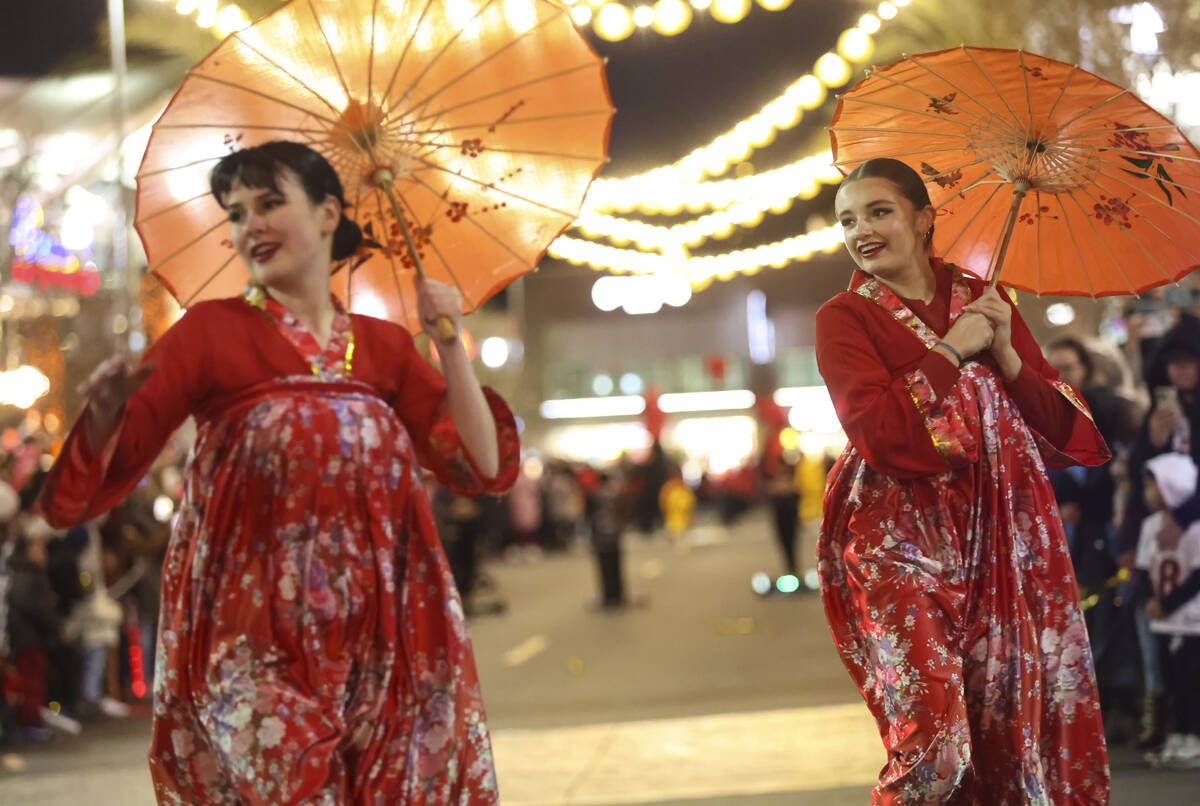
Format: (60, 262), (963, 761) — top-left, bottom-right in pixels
(231, 725), (254, 756)
(417, 747), (450, 779)
(257, 716), (286, 749)
(422, 722), (452, 752)
(193, 750), (220, 787)
(171, 728), (194, 758)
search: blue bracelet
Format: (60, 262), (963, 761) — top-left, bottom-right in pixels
(934, 341), (963, 364)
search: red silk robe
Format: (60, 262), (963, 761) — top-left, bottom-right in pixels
(816, 261), (1111, 805)
(41, 290), (519, 805)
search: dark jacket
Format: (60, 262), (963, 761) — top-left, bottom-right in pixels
(6, 553), (60, 654)
(1119, 313), (1200, 555)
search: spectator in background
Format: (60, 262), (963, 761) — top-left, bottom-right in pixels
(635, 441), (668, 535)
(659, 468), (696, 543)
(588, 470), (629, 610)
(1121, 315), (1200, 576)
(5, 533), (59, 739)
(1047, 338), (1140, 740)
(762, 452), (801, 581)
(1119, 313), (1200, 747)
(1134, 453), (1200, 768)
(506, 459), (543, 559)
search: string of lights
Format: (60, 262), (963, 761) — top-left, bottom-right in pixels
(577, 0), (914, 202)
(549, 222), (844, 288)
(576, 151), (842, 253)
(165, 0), (252, 39)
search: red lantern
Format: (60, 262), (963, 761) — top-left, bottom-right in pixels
(702, 354), (727, 383)
(642, 385), (665, 440)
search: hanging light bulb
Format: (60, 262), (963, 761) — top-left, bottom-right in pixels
(569, 3), (593, 26)
(711, 0), (751, 23)
(652, 0), (692, 34)
(815, 52), (850, 86)
(595, 2), (635, 40)
(837, 28), (873, 62)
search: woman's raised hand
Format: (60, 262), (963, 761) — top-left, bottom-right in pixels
(78, 355), (155, 449)
(942, 312), (995, 361)
(963, 288), (1014, 357)
(962, 287), (1023, 380)
(415, 276), (462, 344)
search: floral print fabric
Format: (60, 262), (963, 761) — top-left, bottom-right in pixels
(41, 293), (517, 805)
(819, 277), (1110, 804)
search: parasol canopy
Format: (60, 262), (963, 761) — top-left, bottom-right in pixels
(135, 0), (614, 332)
(829, 46), (1200, 296)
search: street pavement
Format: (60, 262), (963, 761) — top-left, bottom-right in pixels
(3, 510), (1198, 804)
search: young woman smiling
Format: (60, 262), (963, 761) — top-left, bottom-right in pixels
(814, 158), (1112, 804)
(40, 141), (519, 804)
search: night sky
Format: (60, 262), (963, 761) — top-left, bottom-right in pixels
(3, 0), (856, 253)
(4, 1), (855, 167)
(1, 0), (108, 76)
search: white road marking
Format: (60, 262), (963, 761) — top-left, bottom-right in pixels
(503, 633), (549, 667)
(492, 703), (882, 804)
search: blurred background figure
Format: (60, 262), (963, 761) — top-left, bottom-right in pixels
(506, 458), (544, 561)
(1134, 453), (1200, 768)
(762, 448), (801, 582)
(659, 468), (696, 544)
(587, 469), (629, 610)
(1119, 313), (1200, 748)
(1047, 336), (1140, 741)
(634, 441), (669, 536)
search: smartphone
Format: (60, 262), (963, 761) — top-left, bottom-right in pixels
(1155, 385), (1180, 413)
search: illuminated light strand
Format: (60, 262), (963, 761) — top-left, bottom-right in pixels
(549, 223), (844, 287)
(160, 0), (251, 38)
(578, 153), (843, 251)
(577, 0), (917, 211)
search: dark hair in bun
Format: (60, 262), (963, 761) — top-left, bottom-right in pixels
(840, 157), (936, 248)
(210, 140), (364, 261)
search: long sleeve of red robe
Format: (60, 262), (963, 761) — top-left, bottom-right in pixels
(815, 271), (1109, 480)
(40, 299), (518, 527)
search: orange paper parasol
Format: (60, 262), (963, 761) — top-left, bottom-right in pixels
(829, 46), (1200, 296)
(135, 0), (613, 333)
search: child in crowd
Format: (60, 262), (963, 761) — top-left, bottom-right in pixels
(1135, 452), (1200, 768)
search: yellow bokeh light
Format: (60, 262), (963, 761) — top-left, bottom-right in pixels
(569, 3), (593, 26)
(837, 28), (873, 62)
(815, 52), (850, 87)
(755, 0), (793, 9)
(690, 0), (712, 9)
(893, 0), (910, 5)
(787, 74), (826, 109)
(595, 2), (635, 40)
(653, 0), (692, 34)
(633, 5), (655, 26)
(711, 0), (751, 23)
(858, 12), (880, 33)
(878, 1), (897, 19)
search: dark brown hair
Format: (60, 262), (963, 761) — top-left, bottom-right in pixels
(210, 141), (363, 262)
(840, 158), (935, 248)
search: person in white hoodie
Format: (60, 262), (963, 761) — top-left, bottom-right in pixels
(1135, 452), (1200, 767)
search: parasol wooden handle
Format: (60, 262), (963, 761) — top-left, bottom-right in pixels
(987, 179), (1031, 288)
(372, 168), (458, 345)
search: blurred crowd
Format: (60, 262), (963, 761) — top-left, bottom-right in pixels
(1046, 289), (1200, 770)
(0, 433), (185, 750)
(3, 288), (1199, 775)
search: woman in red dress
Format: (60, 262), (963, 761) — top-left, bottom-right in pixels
(816, 158), (1111, 804)
(39, 141), (519, 804)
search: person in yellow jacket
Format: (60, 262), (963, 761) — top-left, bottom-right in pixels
(659, 470), (696, 542)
